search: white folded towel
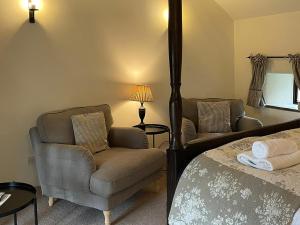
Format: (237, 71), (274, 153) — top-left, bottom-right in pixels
(237, 151), (300, 171)
(292, 208), (300, 225)
(252, 139), (298, 159)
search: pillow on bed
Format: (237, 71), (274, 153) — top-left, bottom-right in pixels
(197, 101), (232, 133)
(71, 112), (109, 154)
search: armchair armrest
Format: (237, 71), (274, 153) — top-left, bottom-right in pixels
(29, 127), (96, 193)
(108, 127), (149, 149)
(181, 117), (197, 145)
(237, 116), (263, 131)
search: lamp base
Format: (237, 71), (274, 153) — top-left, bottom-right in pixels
(139, 104), (146, 125)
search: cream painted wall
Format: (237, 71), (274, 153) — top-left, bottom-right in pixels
(183, 0), (234, 99)
(0, 0), (233, 185)
(234, 11), (300, 125)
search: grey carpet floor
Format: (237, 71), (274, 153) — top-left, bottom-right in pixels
(0, 177), (166, 225)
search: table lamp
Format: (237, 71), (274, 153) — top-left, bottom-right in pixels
(129, 85), (153, 125)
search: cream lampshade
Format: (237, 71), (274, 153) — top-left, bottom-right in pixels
(129, 85), (154, 125)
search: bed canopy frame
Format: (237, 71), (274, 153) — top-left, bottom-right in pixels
(166, 0), (300, 219)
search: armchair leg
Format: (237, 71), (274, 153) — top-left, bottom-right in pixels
(103, 211), (111, 225)
(48, 197), (54, 207)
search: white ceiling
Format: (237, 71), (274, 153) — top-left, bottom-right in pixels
(213, 0), (300, 20)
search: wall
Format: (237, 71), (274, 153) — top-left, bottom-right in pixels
(183, 0), (234, 98)
(0, 0), (234, 185)
(234, 11), (300, 125)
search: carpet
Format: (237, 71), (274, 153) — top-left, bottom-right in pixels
(0, 176), (166, 225)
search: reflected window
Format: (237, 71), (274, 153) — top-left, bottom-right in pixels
(263, 73), (298, 110)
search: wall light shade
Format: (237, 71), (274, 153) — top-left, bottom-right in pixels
(28, 0), (39, 9)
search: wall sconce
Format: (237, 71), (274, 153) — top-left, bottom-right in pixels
(28, 0), (39, 23)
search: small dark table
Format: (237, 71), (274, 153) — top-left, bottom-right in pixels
(134, 124), (170, 147)
(0, 182), (38, 225)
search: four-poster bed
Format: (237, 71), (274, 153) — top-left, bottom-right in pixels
(167, 0), (300, 224)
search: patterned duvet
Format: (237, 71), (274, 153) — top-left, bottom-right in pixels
(169, 128), (300, 225)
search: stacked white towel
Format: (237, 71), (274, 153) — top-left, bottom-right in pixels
(252, 139), (298, 159)
(237, 138), (300, 171)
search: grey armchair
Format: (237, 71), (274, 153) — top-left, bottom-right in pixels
(29, 104), (164, 225)
(181, 98), (263, 145)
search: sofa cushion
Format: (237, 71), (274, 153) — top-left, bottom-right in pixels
(37, 104), (113, 144)
(197, 101), (232, 133)
(183, 98), (245, 132)
(90, 148), (165, 197)
(72, 112), (109, 154)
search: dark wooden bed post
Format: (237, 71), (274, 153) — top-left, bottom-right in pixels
(167, 0), (183, 218)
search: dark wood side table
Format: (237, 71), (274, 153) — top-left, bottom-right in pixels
(0, 182), (38, 225)
(134, 124), (170, 147)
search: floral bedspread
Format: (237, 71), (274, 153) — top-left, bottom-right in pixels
(169, 128), (300, 225)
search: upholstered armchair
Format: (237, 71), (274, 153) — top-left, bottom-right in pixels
(181, 98), (263, 145)
(29, 104), (164, 225)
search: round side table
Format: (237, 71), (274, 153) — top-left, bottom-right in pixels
(0, 182), (38, 225)
(134, 124), (170, 147)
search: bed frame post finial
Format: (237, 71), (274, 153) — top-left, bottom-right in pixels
(167, 0), (184, 220)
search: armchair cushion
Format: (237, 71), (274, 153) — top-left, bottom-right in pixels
(71, 112), (109, 154)
(108, 127), (149, 149)
(90, 148), (165, 197)
(197, 101), (232, 133)
(37, 104), (113, 144)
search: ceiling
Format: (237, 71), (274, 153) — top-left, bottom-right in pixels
(213, 0), (300, 20)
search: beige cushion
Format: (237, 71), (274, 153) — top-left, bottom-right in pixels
(71, 112), (109, 154)
(90, 148), (165, 197)
(182, 98), (245, 132)
(197, 101), (232, 133)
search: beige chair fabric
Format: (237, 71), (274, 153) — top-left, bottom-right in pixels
(197, 101), (232, 133)
(72, 112), (109, 154)
(30, 104), (165, 214)
(91, 148), (165, 197)
(181, 118), (197, 144)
